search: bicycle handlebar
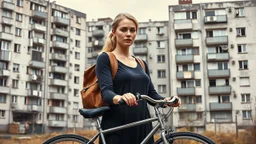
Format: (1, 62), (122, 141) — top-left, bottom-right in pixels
(119, 93), (179, 107)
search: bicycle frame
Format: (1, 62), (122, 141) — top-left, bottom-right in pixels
(87, 107), (173, 144)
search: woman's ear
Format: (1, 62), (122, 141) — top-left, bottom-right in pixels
(112, 29), (115, 35)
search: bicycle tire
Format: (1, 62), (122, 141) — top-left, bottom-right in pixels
(43, 134), (91, 144)
(154, 132), (215, 144)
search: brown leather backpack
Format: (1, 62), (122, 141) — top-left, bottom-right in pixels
(81, 52), (146, 109)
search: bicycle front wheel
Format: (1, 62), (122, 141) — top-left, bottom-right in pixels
(154, 132), (215, 144)
(43, 134), (91, 144)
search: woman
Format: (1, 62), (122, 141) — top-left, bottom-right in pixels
(96, 13), (181, 144)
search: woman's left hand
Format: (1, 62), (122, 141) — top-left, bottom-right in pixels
(164, 96), (181, 107)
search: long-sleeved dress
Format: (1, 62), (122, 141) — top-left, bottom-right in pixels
(96, 52), (164, 144)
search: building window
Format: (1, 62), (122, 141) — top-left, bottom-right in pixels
(74, 89), (79, 97)
(0, 110), (5, 118)
(75, 40), (80, 47)
(238, 44), (247, 53)
(157, 41), (165, 48)
(239, 60), (248, 70)
(88, 26), (93, 32)
(14, 44), (21, 53)
(236, 27), (246, 37)
(241, 94), (250, 103)
(75, 52), (80, 59)
(13, 63), (20, 72)
(194, 63), (200, 71)
(74, 76), (79, 84)
(0, 95), (7, 103)
(76, 28), (81, 35)
(242, 110), (251, 119)
(240, 77), (250, 87)
(88, 47), (93, 53)
(12, 95), (18, 103)
(16, 13), (23, 22)
(15, 28), (22, 37)
(158, 85), (166, 93)
(157, 70), (166, 78)
(73, 102), (79, 110)
(235, 8), (245, 17)
(88, 37), (92, 42)
(195, 79), (201, 87)
(12, 80), (19, 88)
(157, 27), (164, 35)
(196, 96), (202, 103)
(157, 55), (165, 63)
(73, 115), (78, 122)
(138, 28), (146, 35)
(17, 0), (23, 7)
(76, 16), (81, 24)
(74, 64), (80, 71)
(0, 41), (10, 50)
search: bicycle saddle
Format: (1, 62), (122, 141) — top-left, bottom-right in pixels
(79, 106), (110, 118)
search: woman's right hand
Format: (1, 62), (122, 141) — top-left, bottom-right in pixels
(113, 93), (138, 106)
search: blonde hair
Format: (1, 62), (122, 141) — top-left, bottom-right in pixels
(101, 13), (138, 52)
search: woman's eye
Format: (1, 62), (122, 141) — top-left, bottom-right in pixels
(120, 28), (127, 32)
(130, 29), (136, 33)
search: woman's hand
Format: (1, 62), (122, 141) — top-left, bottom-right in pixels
(113, 93), (138, 106)
(164, 96), (181, 107)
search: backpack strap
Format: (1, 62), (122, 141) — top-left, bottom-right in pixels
(134, 57), (146, 71)
(105, 52), (118, 79)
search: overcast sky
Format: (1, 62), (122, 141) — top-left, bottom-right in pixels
(54, 0), (244, 22)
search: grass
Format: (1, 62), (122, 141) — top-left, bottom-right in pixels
(0, 126), (255, 144)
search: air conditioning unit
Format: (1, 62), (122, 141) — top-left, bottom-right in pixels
(230, 44), (234, 48)
(232, 60), (235, 65)
(32, 75), (37, 80)
(232, 77), (236, 81)
(149, 54), (153, 59)
(207, 16), (217, 22)
(228, 8), (232, 13)
(16, 74), (20, 79)
(229, 28), (233, 32)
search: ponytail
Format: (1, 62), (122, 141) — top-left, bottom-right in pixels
(101, 32), (116, 52)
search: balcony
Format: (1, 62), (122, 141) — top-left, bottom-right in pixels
(53, 17), (70, 25)
(50, 79), (67, 86)
(32, 10), (47, 19)
(176, 55), (194, 63)
(210, 103), (232, 111)
(53, 29), (69, 37)
(0, 32), (13, 41)
(175, 39), (193, 48)
(205, 36), (228, 46)
(176, 71), (195, 80)
(2, 1), (15, 11)
(0, 86), (9, 93)
(133, 47), (148, 55)
(0, 69), (10, 77)
(32, 23), (46, 32)
(51, 53), (67, 61)
(92, 30), (104, 37)
(209, 86), (231, 95)
(178, 104), (196, 111)
(49, 93), (68, 100)
(49, 106), (67, 114)
(31, 37), (45, 45)
(208, 69), (230, 78)
(29, 61), (45, 69)
(27, 105), (41, 112)
(135, 34), (148, 41)
(48, 120), (66, 127)
(2, 16), (13, 25)
(207, 53), (229, 62)
(50, 66), (68, 73)
(52, 41), (69, 49)
(0, 50), (11, 61)
(27, 89), (42, 97)
(92, 40), (104, 47)
(174, 19), (193, 31)
(177, 87), (195, 95)
(204, 15), (227, 24)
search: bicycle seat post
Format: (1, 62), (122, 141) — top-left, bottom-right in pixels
(94, 118), (107, 144)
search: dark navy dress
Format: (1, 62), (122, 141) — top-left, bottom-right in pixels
(96, 53), (163, 144)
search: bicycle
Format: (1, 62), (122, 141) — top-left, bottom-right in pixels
(43, 94), (215, 144)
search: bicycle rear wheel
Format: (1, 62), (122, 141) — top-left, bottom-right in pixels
(154, 132), (215, 144)
(43, 134), (91, 144)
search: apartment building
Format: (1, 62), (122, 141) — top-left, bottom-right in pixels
(169, 0), (256, 133)
(0, 0), (86, 133)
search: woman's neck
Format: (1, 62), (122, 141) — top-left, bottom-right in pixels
(113, 45), (130, 58)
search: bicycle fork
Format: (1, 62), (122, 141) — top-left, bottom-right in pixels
(155, 107), (170, 144)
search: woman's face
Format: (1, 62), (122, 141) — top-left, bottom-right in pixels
(112, 18), (137, 48)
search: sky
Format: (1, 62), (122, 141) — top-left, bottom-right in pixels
(54, 0), (244, 22)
